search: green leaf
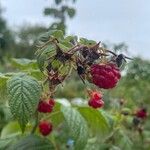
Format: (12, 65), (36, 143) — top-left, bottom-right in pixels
(65, 35), (78, 44)
(61, 106), (88, 150)
(55, 0), (62, 4)
(11, 58), (38, 70)
(79, 38), (96, 46)
(0, 138), (15, 150)
(1, 121), (22, 139)
(57, 43), (70, 51)
(60, 40), (74, 49)
(50, 30), (64, 40)
(27, 69), (44, 80)
(45, 102), (64, 127)
(36, 45), (56, 71)
(0, 74), (9, 102)
(78, 107), (110, 136)
(44, 8), (58, 16)
(9, 135), (54, 150)
(37, 53), (47, 72)
(67, 8), (76, 18)
(118, 130), (133, 150)
(7, 74), (41, 132)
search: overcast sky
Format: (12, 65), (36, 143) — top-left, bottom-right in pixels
(1, 0), (150, 59)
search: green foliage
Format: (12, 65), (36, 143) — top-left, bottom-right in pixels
(110, 57), (150, 104)
(11, 58), (38, 70)
(12, 26), (47, 58)
(61, 106), (88, 150)
(7, 74), (41, 132)
(0, 74), (9, 102)
(78, 107), (110, 136)
(79, 38), (97, 46)
(1, 121), (21, 139)
(0, 138), (15, 150)
(44, 0), (76, 33)
(8, 135), (54, 150)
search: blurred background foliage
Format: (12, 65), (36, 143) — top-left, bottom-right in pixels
(0, 0), (150, 149)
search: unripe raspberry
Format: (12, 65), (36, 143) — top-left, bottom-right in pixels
(136, 108), (147, 119)
(133, 117), (140, 126)
(39, 121), (53, 136)
(91, 91), (102, 100)
(88, 99), (104, 109)
(88, 90), (104, 109)
(38, 101), (53, 113)
(90, 63), (121, 89)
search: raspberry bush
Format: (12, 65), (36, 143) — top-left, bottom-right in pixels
(0, 30), (148, 150)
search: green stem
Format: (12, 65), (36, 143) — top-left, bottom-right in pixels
(31, 111), (39, 134)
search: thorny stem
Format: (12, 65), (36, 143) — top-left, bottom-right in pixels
(31, 111), (39, 134)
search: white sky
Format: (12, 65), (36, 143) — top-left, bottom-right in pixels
(1, 0), (150, 59)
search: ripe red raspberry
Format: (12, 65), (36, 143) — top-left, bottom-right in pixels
(38, 101), (53, 113)
(136, 108), (147, 119)
(48, 99), (55, 107)
(90, 63), (121, 89)
(88, 98), (104, 109)
(39, 121), (53, 136)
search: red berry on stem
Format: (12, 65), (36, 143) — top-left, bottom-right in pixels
(38, 101), (53, 113)
(90, 63), (121, 89)
(48, 99), (55, 107)
(91, 91), (102, 100)
(88, 98), (104, 109)
(39, 121), (53, 136)
(136, 108), (147, 119)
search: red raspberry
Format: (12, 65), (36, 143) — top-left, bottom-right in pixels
(136, 108), (147, 119)
(39, 121), (53, 136)
(38, 101), (53, 113)
(90, 91), (102, 100)
(90, 63), (121, 89)
(88, 98), (104, 109)
(48, 99), (55, 107)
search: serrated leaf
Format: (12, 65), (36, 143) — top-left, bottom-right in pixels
(57, 43), (70, 51)
(9, 135), (54, 150)
(50, 30), (64, 40)
(11, 58), (38, 70)
(27, 69), (44, 80)
(60, 40), (73, 49)
(78, 107), (110, 136)
(7, 74), (41, 132)
(61, 106), (88, 150)
(79, 38), (96, 46)
(36, 45), (56, 71)
(0, 74), (9, 102)
(37, 53), (47, 72)
(65, 35), (77, 45)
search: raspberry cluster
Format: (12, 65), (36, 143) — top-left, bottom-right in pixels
(88, 91), (104, 109)
(90, 63), (121, 89)
(38, 99), (55, 136)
